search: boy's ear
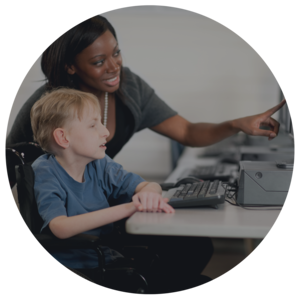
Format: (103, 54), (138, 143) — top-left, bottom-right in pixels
(53, 128), (69, 149)
(65, 64), (76, 75)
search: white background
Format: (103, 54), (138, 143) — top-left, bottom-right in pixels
(7, 5), (281, 178)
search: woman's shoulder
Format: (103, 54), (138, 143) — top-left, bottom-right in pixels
(25, 84), (48, 106)
(123, 67), (151, 89)
(16, 84), (48, 117)
(122, 67), (155, 104)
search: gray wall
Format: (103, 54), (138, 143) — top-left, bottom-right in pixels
(7, 6), (280, 178)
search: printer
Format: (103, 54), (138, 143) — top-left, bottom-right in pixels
(236, 161), (293, 206)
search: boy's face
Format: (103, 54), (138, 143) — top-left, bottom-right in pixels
(65, 104), (109, 162)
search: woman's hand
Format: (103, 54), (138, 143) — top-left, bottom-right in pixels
(132, 191), (175, 213)
(151, 99), (287, 147)
(233, 99), (286, 141)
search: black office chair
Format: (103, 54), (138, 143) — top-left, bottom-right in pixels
(6, 145), (150, 293)
(6, 142), (45, 188)
(7, 143), (211, 293)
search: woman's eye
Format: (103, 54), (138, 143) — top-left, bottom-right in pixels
(92, 50), (120, 66)
(93, 60), (104, 66)
(114, 49), (121, 57)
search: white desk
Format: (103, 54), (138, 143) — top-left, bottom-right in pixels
(126, 147), (282, 239)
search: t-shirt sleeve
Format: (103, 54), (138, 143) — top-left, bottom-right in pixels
(97, 156), (145, 205)
(139, 82), (177, 130)
(123, 68), (178, 131)
(33, 164), (67, 232)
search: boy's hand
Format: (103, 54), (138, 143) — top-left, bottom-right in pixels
(132, 192), (175, 213)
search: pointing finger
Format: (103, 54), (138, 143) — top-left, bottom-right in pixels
(264, 99), (286, 117)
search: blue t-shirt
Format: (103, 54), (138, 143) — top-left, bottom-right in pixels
(32, 154), (145, 269)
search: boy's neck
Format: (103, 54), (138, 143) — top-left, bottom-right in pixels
(55, 154), (88, 183)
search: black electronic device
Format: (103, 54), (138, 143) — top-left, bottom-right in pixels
(289, 116), (296, 144)
(164, 179), (226, 208)
(219, 157), (240, 165)
(160, 176), (202, 191)
(278, 88), (293, 139)
(178, 163), (238, 182)
(174, 176), (202, 186)
(279, 88), (286, 129)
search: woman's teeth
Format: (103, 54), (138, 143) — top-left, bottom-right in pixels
(106, 77), (117, 82)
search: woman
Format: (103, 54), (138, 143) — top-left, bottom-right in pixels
(6, 15), (285, 293)
(6, 16), (284, 154)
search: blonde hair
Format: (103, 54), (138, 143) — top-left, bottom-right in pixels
(30, 88), (100, 152)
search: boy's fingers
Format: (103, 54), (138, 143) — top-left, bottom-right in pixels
(152, 197), (159, 212)
(140, 194), (148, 211)
(134, 193), (175, 213)
(132, 195), (141, 209)
(133, 194), (146, 211)
(162, 204), (175, 213)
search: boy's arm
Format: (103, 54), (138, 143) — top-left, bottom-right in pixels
(49, 202), (136, 239)
(135, 181), (162, 194)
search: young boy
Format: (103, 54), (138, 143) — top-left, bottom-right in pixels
(30, 88), (174, 271)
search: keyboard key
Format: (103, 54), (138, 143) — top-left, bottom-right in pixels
(187, 183), (199, 195)
(167, 180), (225, 208)
(193, 182), (204, 196)
(173, 190), (182, 198)
(168, 186), (184, 202)
(198, 181), (210, 198)
(179, 183), (192, 196)
(209, 180), (219, 195)
(185, 182), (203, 199)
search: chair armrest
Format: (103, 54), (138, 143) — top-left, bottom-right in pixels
(36, 233), (101, 250)
(36, 233), (106, 272)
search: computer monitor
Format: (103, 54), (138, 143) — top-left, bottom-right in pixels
(278, 87), (293, 138)
(289, 115), (296, 144)
(279, 88), (287, 130)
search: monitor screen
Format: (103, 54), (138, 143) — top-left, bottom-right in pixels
(284, 102), (292, 133)
(288, 115), (294, 139)
(278, 87), (292, 136)
(279, 88), (287, 130)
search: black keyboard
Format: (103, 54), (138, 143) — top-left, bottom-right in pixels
(179, 163), (238, 181)
(165, 180), (226, 208)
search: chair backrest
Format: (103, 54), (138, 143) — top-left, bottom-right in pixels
(16, 163), (44, 234)
(6, 142), (45, 187)
(6, 143), (45, 234)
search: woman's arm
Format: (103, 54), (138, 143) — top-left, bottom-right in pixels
(151, 100), (286, 147)
(49, 202), (136, 239)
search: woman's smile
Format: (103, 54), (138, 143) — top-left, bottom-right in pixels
(68, 30), (122, 94)
(103, 75), (120, 87)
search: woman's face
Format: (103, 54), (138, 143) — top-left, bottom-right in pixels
(67, 30), (122, 95)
